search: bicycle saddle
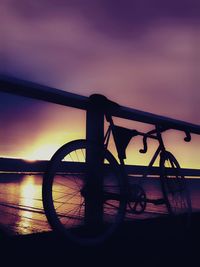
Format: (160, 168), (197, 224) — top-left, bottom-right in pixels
(89, 94), (120, 111)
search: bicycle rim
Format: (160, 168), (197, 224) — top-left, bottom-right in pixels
(42, 139), (126, 245)
(160, 151), (192, 220)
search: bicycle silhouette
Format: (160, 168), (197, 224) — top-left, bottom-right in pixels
(42, 94), (192, 245)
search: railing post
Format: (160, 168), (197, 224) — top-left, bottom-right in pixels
(85, 96), (104, 226)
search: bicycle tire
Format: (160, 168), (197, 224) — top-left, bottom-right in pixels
(160, 151), (192, 221)
(42, 139), (127, 245)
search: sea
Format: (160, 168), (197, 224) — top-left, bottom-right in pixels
(0, 173), (199, 235)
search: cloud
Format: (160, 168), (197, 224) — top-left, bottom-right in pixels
(0, 1), (199, 120)
(0, 1), (199, 159)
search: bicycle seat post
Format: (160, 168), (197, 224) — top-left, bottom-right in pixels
(155, 125), (165, 150)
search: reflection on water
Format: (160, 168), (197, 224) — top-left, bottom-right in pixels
(0, 174), (199, 235)
(18, 176), (42, 234)
(20, 176), (35, 223)
(0, 174), (50, 235)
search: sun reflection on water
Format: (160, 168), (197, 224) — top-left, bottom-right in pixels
(18, 175), (42, 234)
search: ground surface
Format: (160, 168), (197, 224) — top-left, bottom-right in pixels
(1, 214), (199, 267)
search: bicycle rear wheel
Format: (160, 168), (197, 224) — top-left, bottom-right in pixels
(42, 139), (126, 245)
(160, 151), (192, 221)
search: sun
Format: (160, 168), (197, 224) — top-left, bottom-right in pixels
(23, 143), (60, 161)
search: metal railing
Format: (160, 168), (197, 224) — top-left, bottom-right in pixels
(0, 75), (200, 175)
(1, 76), (200, 134)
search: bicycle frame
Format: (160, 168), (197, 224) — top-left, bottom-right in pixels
(104, 113), (167, 168)
(103, 113), (174, 207)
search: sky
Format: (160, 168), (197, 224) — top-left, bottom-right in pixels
(0, 0), (200, 168)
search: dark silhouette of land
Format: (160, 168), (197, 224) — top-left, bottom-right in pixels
(1, 157), (200, 176)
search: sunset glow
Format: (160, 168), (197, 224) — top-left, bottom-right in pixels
(0, 1), (199, 168)
(0, 3), (199, 260)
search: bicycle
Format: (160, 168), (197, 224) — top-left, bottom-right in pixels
(42, 94), (192, 245)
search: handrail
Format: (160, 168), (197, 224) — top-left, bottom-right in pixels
(0, 75), (200, 135)
(0, 75), (88, 110)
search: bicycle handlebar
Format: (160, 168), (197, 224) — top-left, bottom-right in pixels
(139, 136), (148, 154)
(138, 129), (158, 154)
(184, 131), (191, 142)
(139, 127), (192, 154)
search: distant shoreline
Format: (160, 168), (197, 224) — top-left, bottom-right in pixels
(0, 172), (200, 179)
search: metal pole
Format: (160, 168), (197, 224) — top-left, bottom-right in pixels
(85, 96), (104, 226)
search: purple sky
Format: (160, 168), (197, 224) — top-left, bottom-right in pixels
(0, 1), (199, 166)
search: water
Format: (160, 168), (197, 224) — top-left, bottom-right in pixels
(128, 176), (200, 216)
(0, 173), (199, 235)
(0, 174), (50, 235)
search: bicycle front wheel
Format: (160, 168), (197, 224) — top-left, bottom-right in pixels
(42, 139), (126, 245)
(160, 151), (192, 219)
